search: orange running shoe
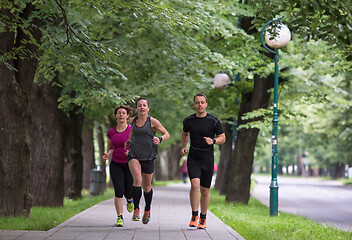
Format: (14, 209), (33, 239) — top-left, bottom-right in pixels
(132, 209), (140, 221)
(142, 210), (151, 224)
(189, 215), (199, 227)
(197, 218), (206, 229)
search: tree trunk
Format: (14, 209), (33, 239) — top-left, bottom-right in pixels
(296, 153), (304, 176)
(291, 152), (296, 175)
(0, 42), (32, 216)
(63, 110), (84, 199)
(104, 122), (114, 187)
(332, 163), (345, 179)
(214, 122), (233, 195)
(0, 3), (41, 216)
(291, 163), (295, 175)
(225, 127), (260, 203)
(170, 143), (181, 180)
(278, 164), (283, 175)
(28, 81), (65, 207)
(82, 119), (95, 190)
(225, 87), (272, 204)
(224, 26), (274, 203)
(155, 148), (169, 181)
(96, 125), (106, 190)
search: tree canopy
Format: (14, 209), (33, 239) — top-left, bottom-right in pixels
(1, 0), (352, 216)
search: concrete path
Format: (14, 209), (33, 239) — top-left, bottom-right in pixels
(0, 183), (245, 240)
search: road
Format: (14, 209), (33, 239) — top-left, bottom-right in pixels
(251, 175), (352, 231)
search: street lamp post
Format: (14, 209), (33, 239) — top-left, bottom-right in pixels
(260, 17), (291, 216)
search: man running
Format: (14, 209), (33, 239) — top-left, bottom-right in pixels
(180, 93), (226, 229)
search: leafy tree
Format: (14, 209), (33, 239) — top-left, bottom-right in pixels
(1, 0), (235, 213)
(255, 25), (352, 178)
(0, 1), (43, 216)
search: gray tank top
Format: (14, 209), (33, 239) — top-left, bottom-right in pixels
(128, 116), (158, 161)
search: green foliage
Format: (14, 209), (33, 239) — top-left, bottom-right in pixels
(3, 0), (352, 168)
(254, 24), (352, 171)
(0, 0), (279, 142)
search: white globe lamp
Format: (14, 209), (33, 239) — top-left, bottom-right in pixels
(213, 73), (230, 88)
(264, 23), (291, 49)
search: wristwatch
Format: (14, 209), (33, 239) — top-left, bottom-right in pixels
(159, 137), (163, 143)
(212, 138), (216, 144)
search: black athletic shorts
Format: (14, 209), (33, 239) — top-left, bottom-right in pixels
(187, 147), (214, 188)
(138, 159), (155, 174)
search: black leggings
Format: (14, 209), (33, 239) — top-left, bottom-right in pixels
(110, 161), (133, 199)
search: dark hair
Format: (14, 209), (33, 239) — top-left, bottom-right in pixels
(135, 97), (150, 107)
(114, 104), (134, 117)
(193, 93), (207, 103)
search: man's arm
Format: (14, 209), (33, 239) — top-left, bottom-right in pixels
(180, 130), (189, 156)
(203, 133), (226, 145)
(214, 133), (226, 145)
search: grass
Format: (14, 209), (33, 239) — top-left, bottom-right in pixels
(342, 178), (352, 186)
(209, 188), (352, 240)
(0, 188), (115, 231)
(152, 179), (183, 186)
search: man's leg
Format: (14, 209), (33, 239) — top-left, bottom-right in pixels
(200, 186), (210, 215)
(189, 178), (200, 227)
(198, 157), (213, 230)
(197, 186), (210, 229)
(190, 178), (200, 211)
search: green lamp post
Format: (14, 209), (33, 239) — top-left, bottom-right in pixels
(260, 17), (291, 216)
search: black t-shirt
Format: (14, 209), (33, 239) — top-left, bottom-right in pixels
(183, 113), (224, 150)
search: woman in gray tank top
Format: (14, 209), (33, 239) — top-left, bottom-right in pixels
(125, 97), (170, 224)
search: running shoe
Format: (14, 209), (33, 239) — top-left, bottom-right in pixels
(127, 200), (134, 213)
(142, 210), (151, 224)
(197, 218), (206, 229)
(189, 215), (199, 227)
(115, 216), (124, 227)
(132, 209), (140, 221)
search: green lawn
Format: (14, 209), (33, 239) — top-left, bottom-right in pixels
(209, 188), (352, 240)
(0, 188), (115, 231)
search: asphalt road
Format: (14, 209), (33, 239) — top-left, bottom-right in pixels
(251, 175), (352, 231)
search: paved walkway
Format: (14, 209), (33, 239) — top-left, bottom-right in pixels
(0, 183), (245, 240)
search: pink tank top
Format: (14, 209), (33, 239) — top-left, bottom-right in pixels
(107, 125), (131, 163)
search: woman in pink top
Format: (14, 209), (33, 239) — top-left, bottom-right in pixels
(102, 105), (134, 227)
